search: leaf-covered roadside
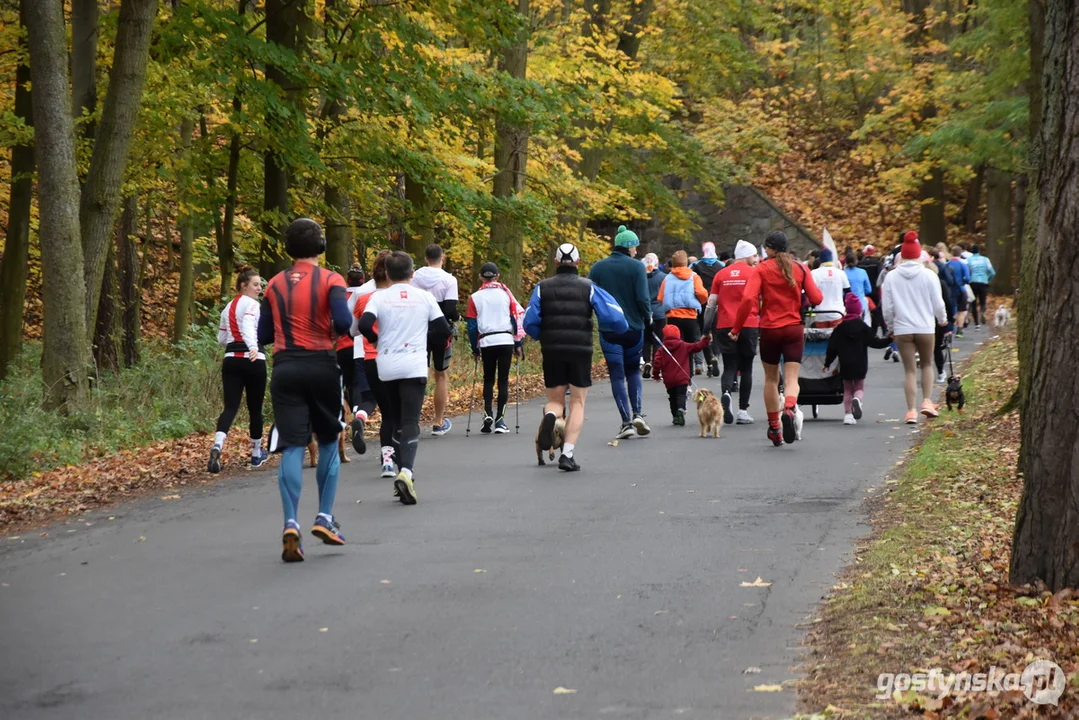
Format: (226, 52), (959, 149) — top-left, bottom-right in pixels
(797, 331), (1079, 719)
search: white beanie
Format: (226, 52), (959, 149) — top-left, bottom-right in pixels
(701, 242), (717, 259)
(642, 252), (659, 269)
(735, 239), (758, 260)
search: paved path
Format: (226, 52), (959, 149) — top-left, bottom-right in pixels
(0, 337), (978, 720)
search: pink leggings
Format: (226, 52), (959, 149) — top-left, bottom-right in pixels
(843, 378), (865, 413)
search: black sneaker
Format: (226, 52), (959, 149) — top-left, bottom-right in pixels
(538, 412), (557, 451)
(721, 391), (734, 425)
(642, 362), (652, 379)
(674, 409), (686, 426)
(208, 447), (222, 474)
(350, 417), (367, 455)
(708, 359), (720, 377)
(884, 347), (893, 361)
(481, 414), (494, 434)
(781, 406), (797, 444)
(616, 422), (635, 439)
(632, 413), (651, 436)
(558, 454), (580, 472)
(852, 397), (863, 420)
(250, 449), (269, 468)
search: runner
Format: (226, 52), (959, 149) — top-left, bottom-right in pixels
(843, 250), (873, 326)
(258, 218), (353, 562)
(730, 231), (824, 447)
(703, 240), (759, 425)
(337, 264), (367, 414)
(524, 243), (628, 472)
(656, 251), (708, 374)
(466, 262), (525, 434)
(357, 251), (453, 504)
(642, 252), (667, 379)
(410, 244), (459, 436)
(965, 244), (995, 329)
(947, 245), (971, 337)
(809, 248), (850, 327)
(350, 251), (395, 474)
(588, 225), (652, 439)
(691, 242), (723, 377)
(208, 267), (267, 473)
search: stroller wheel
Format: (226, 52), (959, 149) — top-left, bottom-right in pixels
(812, 405), (819, 419)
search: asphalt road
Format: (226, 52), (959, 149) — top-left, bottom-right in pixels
(1, 338), (974, 720)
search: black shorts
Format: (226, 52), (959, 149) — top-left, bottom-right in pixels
(954, 291), (968, 312)
(542, 354), (592, 389)
(428, 340), (452, 372)
(269, 351), (344, 450)
(715, 327), (759, 357)
(759, 324), (805, 365)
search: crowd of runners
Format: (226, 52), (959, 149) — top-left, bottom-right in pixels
(207, 218), (996, 562)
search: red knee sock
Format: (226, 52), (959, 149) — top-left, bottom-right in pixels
(784, 395), (797, 410)
(767, 411), (780, 429)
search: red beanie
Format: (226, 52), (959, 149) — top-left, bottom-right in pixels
(900, 231), (921, 260)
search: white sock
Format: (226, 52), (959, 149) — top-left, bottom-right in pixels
(400, 467), (413, 480)
(251, 438), (261, 456)
(563, 443), (574, 458)
(213, 431), (227, 449)
(381, 446), (394, 465)
(317, 512), (334, 523)
(355, 409), (368, 422)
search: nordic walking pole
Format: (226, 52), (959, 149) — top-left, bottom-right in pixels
(514, 352), (521, 434)
(465, 356), (479, 436)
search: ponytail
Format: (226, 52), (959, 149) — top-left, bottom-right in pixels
(235, 265), (259, 293)
(775, 252), (796, 288)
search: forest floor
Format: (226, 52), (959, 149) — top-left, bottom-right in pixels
(796, 329), (1079, 719)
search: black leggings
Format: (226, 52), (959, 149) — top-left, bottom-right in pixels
(380, 377), (427, 472)
(721, 352), (754, 410)
(935, 324), (947, 375)
(365, 359), (395, 451)
(969, 282), (989, 324)
(481, 345), (513, 418)
(643, 318), (667, 364)
(669, 316), (701, 344)
(337, 348), (355, 409)
(697, 315), (715, 365)
(216, 357), (266, 439)
(668, 384), (688, 415)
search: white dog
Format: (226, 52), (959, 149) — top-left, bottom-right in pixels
(994, 305), (1011, 328)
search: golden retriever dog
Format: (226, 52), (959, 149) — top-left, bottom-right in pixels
(695, 388), (722, 439)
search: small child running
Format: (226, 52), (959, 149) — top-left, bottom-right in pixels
(823, 294), (893, 425)
(466, 262), (526, 433)
(651, 324), (712, 425)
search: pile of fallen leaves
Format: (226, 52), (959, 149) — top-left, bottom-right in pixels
(797, 331), (1078, 719)
(0, 359), (607, 533)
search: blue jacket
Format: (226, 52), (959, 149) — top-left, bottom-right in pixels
(947, 258), (970, 286)
(663, 273), (701, 312)
(646, 269), (668, 317)
(967, 253), (995, 284)
(844, 266), (872, 300)
(524, 276), (628, 340)
(588, 249), (651, 331)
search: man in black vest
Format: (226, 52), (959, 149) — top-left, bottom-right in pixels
(524, 243), (629, 471)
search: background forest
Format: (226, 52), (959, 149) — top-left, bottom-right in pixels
(0, 0), (1030, 479)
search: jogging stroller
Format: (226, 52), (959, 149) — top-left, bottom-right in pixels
(797, 309), (845, 418)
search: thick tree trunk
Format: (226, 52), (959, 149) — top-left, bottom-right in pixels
(0, 8), (34, 381)
(918, 166), (947, 249)
(985, 167), (1014, 293)
(92, 242), (120, 372)
(325, 180), (353, 273)
(220, 98), (241, 296)
(72, 0), (98, 135)
(174, 118), (195, 343)
(1013, 173), (1027, 283)
(79, 0), (158, 331)
(404, 175), (433, 262)
(962, 164), (984, 233)
(1010, 0), (1079, 591)
(488, 0), (530, 294)
(118, 195), (141, 367)
(25, 0), (91, 413)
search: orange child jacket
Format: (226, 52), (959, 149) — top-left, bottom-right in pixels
(656, 266), (708, 320)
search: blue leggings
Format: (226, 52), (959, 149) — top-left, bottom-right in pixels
(278, 442), (340, 526)
(600, 329), (644, 423)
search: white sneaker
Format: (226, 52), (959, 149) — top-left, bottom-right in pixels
(852, 396), (863, 420)
(736, 409), (754, 424)
(794, 406), (804, 441)
(937, 372), (946, 384)
(380, 462), (396, 478)
(843, 413), (856, 425)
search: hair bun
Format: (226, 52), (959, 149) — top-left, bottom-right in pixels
(236, 264), (254, 274)
(349, 262), (362, 271)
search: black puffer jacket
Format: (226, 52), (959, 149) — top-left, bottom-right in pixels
(537, 267), (594, 358)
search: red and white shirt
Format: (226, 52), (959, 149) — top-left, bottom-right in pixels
(466, 282), (525, 348)
(217, 295), (264, 360)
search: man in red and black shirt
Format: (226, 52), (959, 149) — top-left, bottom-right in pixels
(258, 218), (353, 562)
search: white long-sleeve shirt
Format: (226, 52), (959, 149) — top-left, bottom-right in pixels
(882, 261), (947, 336)
(217, 295), (265, 360)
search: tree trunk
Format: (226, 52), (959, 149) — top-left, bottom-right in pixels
(174, 118), (195, 343)
(985, 167), (1014, 293)
(118, 195), (141, 367)
(25, 0), (91, 413)
(962, 164), (984, 233)
(92, 241), (120, 372)
(79, 0), (158, 331)
(1010, 0), (1079, 592)
(72, 0), (98, 136)
(488, 0), (530, 295)
(325, 179), (353, 273)
(0, 6), (34, 381)
(1013, 173), (1027, 283)
(404, 175), (433, 262)
(220, 96), (241, 296)
(918, 166), (947, 249)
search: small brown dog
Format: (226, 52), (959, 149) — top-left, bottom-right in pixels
(695, 388), (722, 438)
(306, 401), (352, 467)
(536, 414), (567, 466)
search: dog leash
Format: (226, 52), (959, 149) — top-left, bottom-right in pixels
(650, 331), (697, 394)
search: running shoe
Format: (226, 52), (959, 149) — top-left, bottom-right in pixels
(351, 417), (367, 455)
(674, 409), (686, 426)
(843, 413), (856, 426)
(558, 454), (581, 472)
(721, 391), (734, 425)
(975, 323), (981, 330)
(432, 418), (452, 437)
(767, 426), (783, 447)
(852, 397), (863, 420)
(250, 449), (269, 468)
(904, 410), (918, 424)
(936, 372), (946, 384)
(642, 362), (652, 380)
(794, 406), (804, 441)
(884, 347), (893, 361)
(892, 353), (900, 363)
(381, 462), (396, 478)
(394, 472), (417, 505)
(708, 359), (720, 378)
(632, 413), (651, 436)
(921, 400), (940, 419)
(616, 422), (636, 439)
(207, 447), (222, 474)
(311, 515), (346, 545)
(693, 364), (703, 376)
(955, 331), (964, 338)
(538, 412), (557, 451)
(493, 417), (509, 434)
(481, 414), (494, 434)
(736, 410), (754, 424)
(281, 521), (304, 563)
(781, 406), (797, 444)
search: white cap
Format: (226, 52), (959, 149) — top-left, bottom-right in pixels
(961, 251), (972, 259)
(735, 239), (758, 260)
(555, 243), (580, 265)
(701, 242), (717, 259)
(642, 252), (659, 269)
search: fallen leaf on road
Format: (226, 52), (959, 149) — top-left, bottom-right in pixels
(607, 440), (618, 447)
(136, 536), (146, 542)
(751, 684), (783, 692)
(743, 667), (762, 674)
(319, 628), (328, 632)
(380, 579), (391, 584)
(654, 610), (669, 615)
(740, 577), (772, 587)
(249, 639), (258, 643)
(160, 495), (180, 500)
(474, 569), (486, 573)
(553, 687), (577, 695)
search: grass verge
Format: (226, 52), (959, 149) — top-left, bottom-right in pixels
(796, 330), (1079, 719)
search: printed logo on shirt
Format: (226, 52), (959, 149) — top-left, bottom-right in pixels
(288, 270), (307, 285)
(400, 289), (409, 299)
(730, 270), (741, 277)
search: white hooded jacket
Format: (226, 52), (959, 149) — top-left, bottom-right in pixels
(881, 260), (947, 335)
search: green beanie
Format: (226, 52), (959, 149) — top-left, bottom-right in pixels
(614, 225), (639, 248)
